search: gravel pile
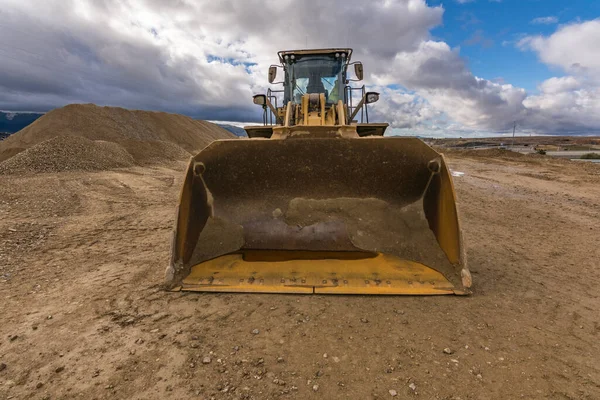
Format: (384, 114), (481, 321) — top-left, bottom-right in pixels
(117, 139), (191, 164)
(0, 136), (135, 174)
(0, 103), (235, 165)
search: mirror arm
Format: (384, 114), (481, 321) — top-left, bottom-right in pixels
(265, 97), (282, 125)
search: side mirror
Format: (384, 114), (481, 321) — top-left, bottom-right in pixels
(354, 62), (364, 81)
(268, 66), (277, 83)
(253, 94), (267, 106)
(365, 92), (379, 104)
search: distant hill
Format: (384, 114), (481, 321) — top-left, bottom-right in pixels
(215, 123), (248, 137)
(0, 104), (236, 165)
(0, 111), (43, 134)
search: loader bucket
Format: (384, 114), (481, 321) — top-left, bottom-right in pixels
(165, 137), (471, 295)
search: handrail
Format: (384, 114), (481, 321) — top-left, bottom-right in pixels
(344, 85), (368, 124)
(266, 88), (284, 125)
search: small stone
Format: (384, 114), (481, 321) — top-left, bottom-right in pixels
(476, 374), (483, 380)
(389, 389), (397, 397)
(333, 356), (340, 363)
(360, 318), (369, 323)
(9, 335), (18, 342)
(150, 328), (159, 333)
(47, 315), (52, 320)
(202, 357), (211, 364)
(176, 329), (183, 334)
(443, 348), (454, 355)
(252, 329), (260, 335)
(316, 369), (324, 377)
(189, 362), (196, 368)
(277, 357), (284, 363)
(408, 382), (417, 391)
(272, 208), (283, 218)
(36, 382), (44, 389)
(55, 366), (65, 373)
(0, 363), (6, 372)
(32, 326), (38, 330)
(323, 353), (328, 358)
(312, 384), (319, 392)
(190, 343), (199, 348)
(191, 335), (199, 340)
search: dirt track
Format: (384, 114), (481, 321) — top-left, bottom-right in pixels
(1, 154), (599, 399)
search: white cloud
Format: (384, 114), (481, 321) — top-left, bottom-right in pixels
(0, 0), (443, 122)
(515, 20), (600, 133)
(531, 16), (558, 25)
(538, 76), (581, 94)
(518, 19), (600, 75)
(372, 41), (526, 131)
(0, 0), (599, 135)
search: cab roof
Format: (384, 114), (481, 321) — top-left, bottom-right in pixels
(277, 48), (353, 64)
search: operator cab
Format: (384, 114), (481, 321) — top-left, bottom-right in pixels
(247, 48), (387, 138)
(278, 49), (350, 105)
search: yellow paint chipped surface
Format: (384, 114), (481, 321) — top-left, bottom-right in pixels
(181, 251), (456, 295)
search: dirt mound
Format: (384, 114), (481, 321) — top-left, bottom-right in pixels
(116, 139), (192, 164)
(0, 103), (235, 163)
(0, 136), (135, 174)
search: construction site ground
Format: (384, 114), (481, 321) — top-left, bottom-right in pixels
(1, 153), (599, 400)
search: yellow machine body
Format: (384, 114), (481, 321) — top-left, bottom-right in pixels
(164, 48), (471, 295)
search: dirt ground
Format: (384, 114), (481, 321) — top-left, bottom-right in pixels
(1, 153), (599, 400)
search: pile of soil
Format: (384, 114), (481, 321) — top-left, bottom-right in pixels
(117, 139), (192, 164)
(0, 136), (135, 174)
(0, 103), (235, 166)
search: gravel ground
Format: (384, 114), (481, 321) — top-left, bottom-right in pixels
(0, 153), (599, 399)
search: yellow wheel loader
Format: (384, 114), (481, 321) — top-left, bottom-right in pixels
(165, 48), (472, 295)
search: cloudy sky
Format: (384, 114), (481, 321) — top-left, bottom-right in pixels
(0, 0), (599, 136)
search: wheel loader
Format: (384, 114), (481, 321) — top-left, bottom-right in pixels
(165, 48), (472, 295)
